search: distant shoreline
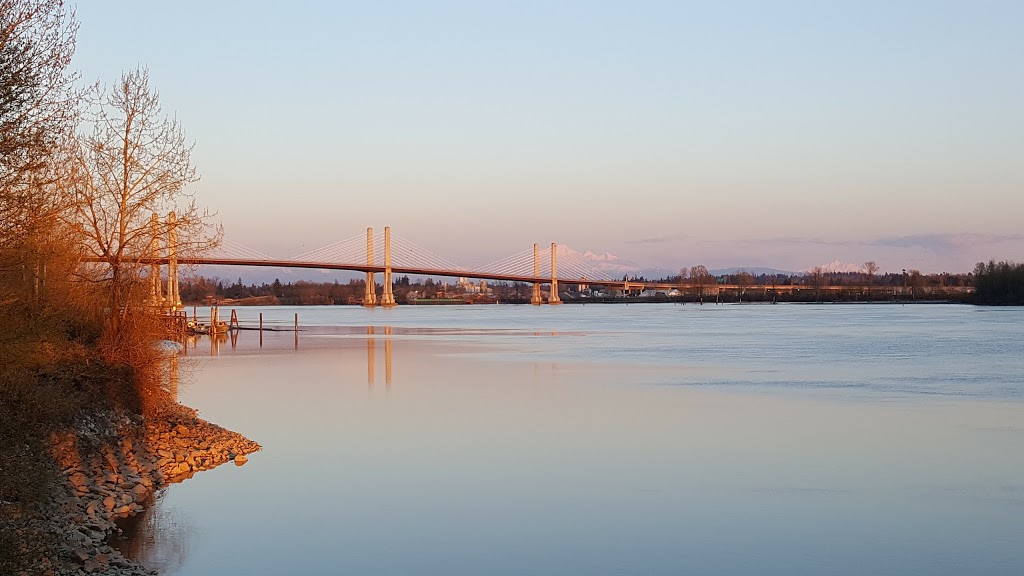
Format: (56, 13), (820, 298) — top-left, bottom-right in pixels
(186, 298), (970, 307)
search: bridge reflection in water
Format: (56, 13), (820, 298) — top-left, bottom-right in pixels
(169, 324), (584, 409)
(179, 324), (397, 395)
(366, 326), (394, 397)
(130, 322), (578, 573)
(174, 323), (579, 403)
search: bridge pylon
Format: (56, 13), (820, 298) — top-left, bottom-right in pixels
(380, 226), (396, 307)
(548, 242), (561, 305)
(363, 227), (377, 307)
(149, 213), (163, 308)
(166, 211), (181, 311)
(530, 243), (543, 305)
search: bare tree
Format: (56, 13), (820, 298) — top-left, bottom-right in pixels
(862, 261), (879, 298)
(735, 269), (753, 302)
(690, 264), (713, 301)
(908, 269), (923, 300)
(807, 266), (825, 301)
(72, 67), (221, 337)
(0, 0), (81, 287)
(0, 0), (79, 245)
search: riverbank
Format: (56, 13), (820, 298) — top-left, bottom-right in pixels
(3, 374), (260, 576)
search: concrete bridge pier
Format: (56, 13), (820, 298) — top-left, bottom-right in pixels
(166, 211), (181, 311)
(530, 243), (543, 305)
(149, 213), (163, 307)
(548, 242), (561, 305)
(363, 227), (377, 307)
(380, 226), (396, 307)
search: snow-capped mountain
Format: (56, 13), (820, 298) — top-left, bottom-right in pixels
(553, 246), (674, 280)
(801, 260), (864, 274)
(709, 266), (799, 277)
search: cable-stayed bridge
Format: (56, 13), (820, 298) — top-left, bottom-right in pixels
(100, 218), (921, 311)
(132, 225), (639, 309)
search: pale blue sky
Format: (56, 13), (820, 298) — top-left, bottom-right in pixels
(72, 1), (1023, 273)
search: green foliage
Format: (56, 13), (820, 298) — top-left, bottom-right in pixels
(973, 261), (1024, 305)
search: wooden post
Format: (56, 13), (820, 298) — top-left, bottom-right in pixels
(230, 309), (239, 331)
(294, 312), (299, 349)
(259, 312), (263, 347)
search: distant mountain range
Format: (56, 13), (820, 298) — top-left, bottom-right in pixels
(554, 251), (801, 279)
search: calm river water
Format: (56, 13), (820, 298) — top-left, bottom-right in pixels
(123, 304), (1024, 575)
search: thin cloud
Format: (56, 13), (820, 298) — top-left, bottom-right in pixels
(871, 233), (1024, 251)
(625, 233), (688, 245)
(733, 236), (860, 247)
(732, 233), (1024, 251)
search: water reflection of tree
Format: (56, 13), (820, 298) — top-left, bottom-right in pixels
(112, 490), (195, 574)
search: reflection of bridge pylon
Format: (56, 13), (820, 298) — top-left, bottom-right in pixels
(367, 326), (375, 386)
(168, 354), (179, 401)
(384, 326), (393, 395)
(366, 326), (393, 395)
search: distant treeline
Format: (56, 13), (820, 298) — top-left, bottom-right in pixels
(181, 268), (977, 306)
(658, 270), (971, 289)
(973, 261), (1024, 305)
(181, 275), (474, 306)
(181, 277), (372, 306)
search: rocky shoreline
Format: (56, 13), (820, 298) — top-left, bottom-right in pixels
(14, 402), (260, 576)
